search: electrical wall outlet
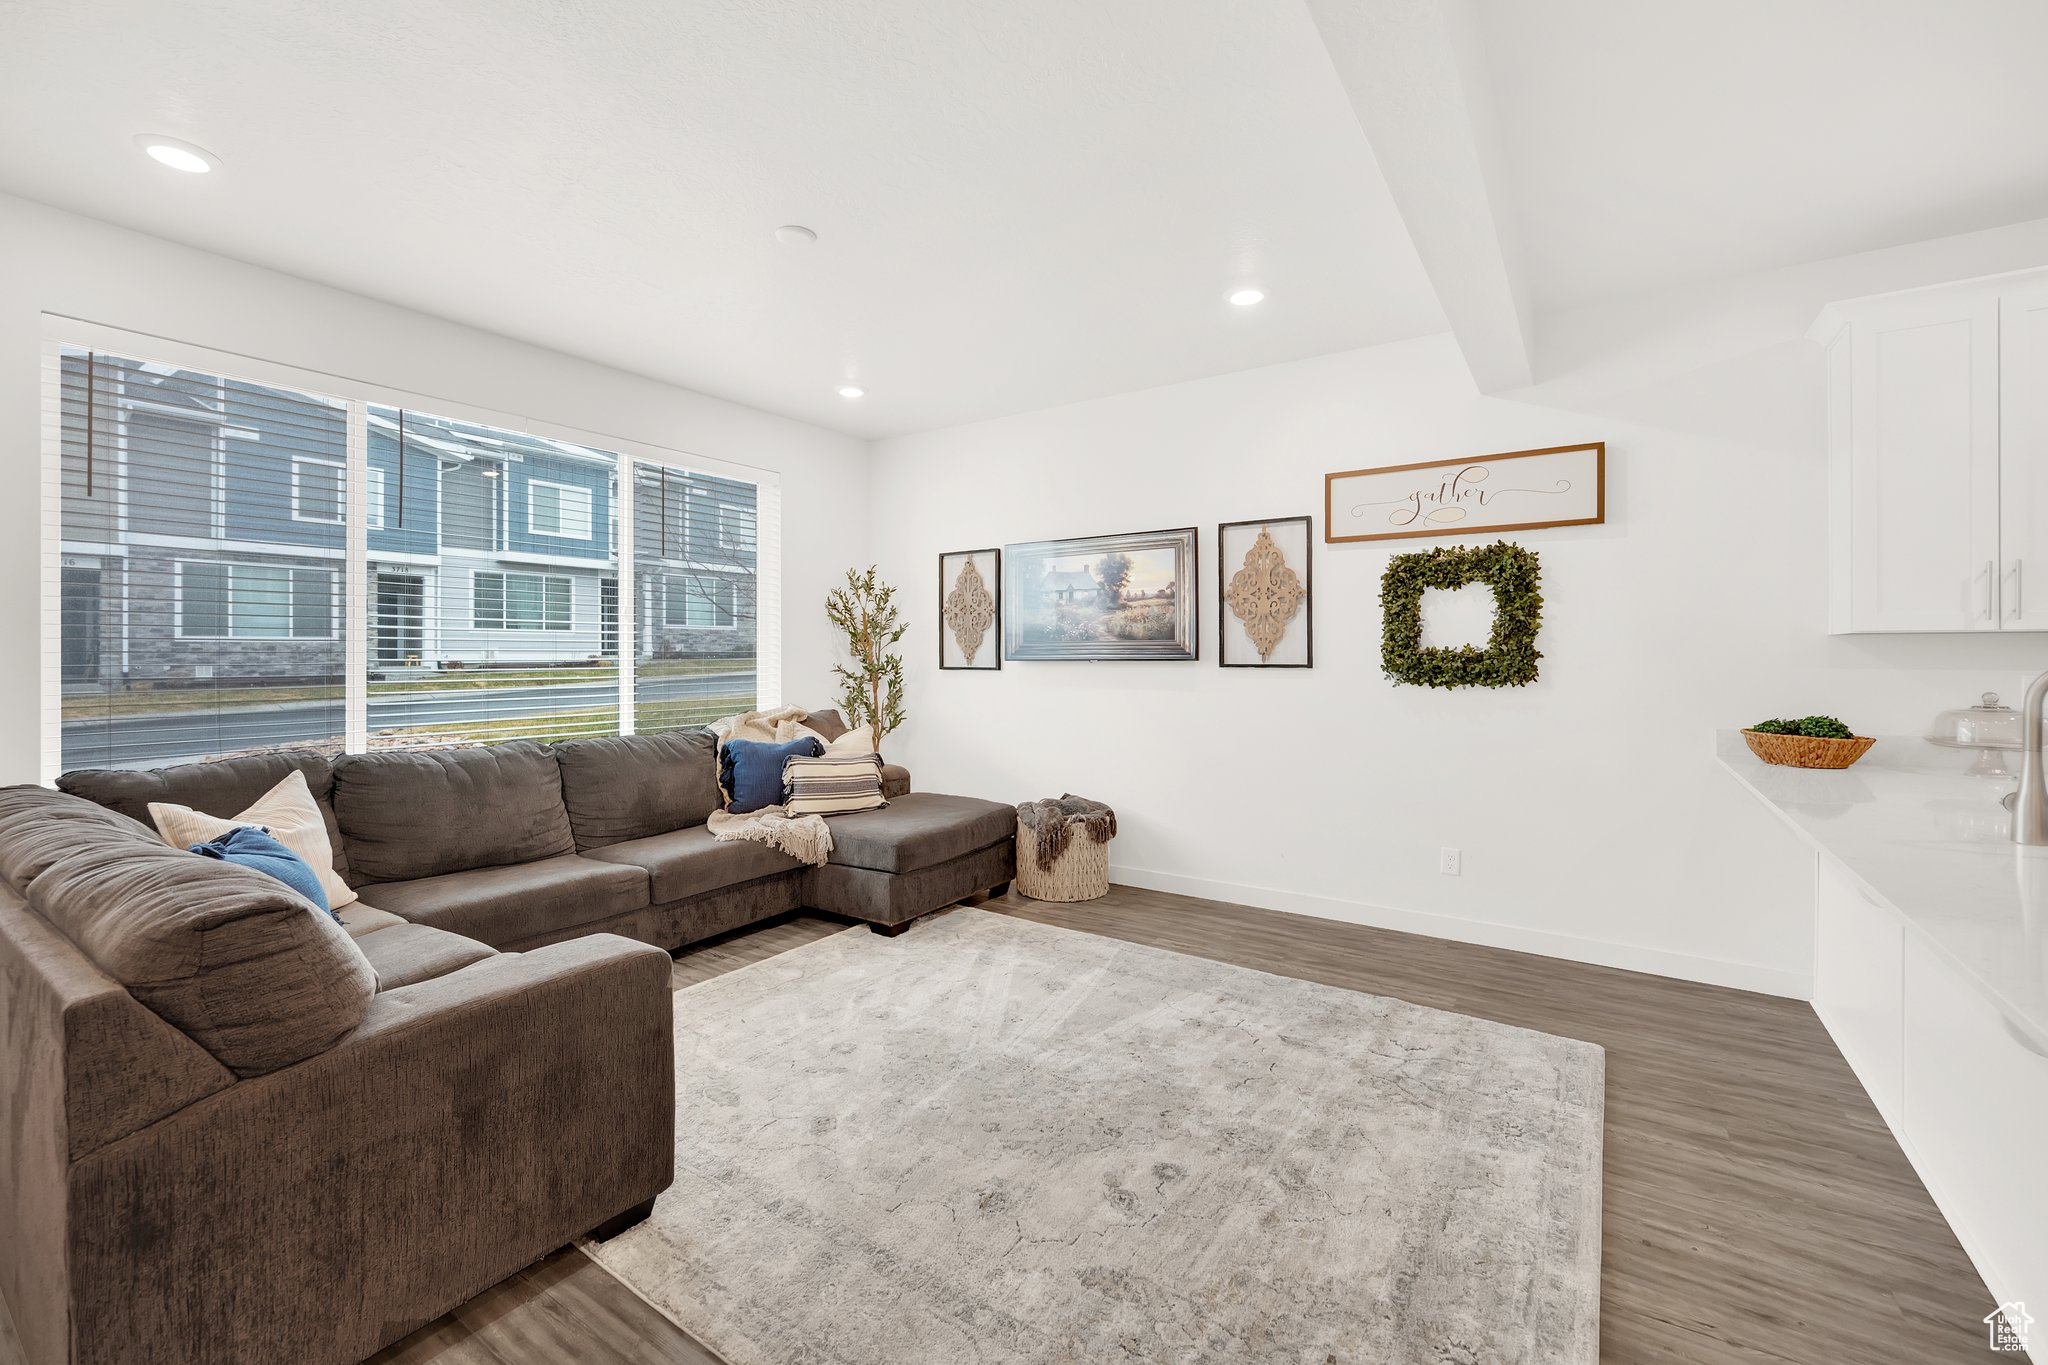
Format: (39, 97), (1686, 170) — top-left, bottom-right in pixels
(1439, 846), (1462, 876)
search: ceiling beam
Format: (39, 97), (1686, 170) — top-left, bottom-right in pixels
(1306, 0), (1532, 390)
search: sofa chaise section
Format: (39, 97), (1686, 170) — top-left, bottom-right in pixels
(805, 792), (1017, 934)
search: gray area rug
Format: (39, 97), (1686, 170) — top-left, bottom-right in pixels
(591, 910), (1604, 1364)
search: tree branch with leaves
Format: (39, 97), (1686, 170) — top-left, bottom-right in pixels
(825, 565), (907, 748)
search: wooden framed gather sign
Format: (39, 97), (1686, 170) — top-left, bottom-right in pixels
(1324, 442), (1605, 543)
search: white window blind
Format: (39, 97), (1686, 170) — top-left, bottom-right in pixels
(631, 463), (760, 734)
(50, 347), (349, 771)
(43, 337), (775, 775)
(363, 405), (622, 749)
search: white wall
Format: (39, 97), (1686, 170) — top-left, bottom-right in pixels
(870, 221), (2048, 996)
(0, 191), (869, 784)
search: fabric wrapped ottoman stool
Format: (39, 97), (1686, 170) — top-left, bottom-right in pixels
(1015, 795), (1117, 902)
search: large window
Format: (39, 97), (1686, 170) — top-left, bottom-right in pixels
(54, 349), (347, 771)
(632, 465), (759, 735)
(48, 341), (768, 774)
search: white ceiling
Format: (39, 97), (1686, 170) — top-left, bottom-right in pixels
(1477, 0), (2048, 312)
(0, 0), (1444, 438)
(3, 3), (2046, 429)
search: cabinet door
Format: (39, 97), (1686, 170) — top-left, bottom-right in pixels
(2001, 283), (2048, 630)
(1901, 936), (2048, 1327)
(1812, 861), (1904, 1131)
(1844, 293), (2001, 632)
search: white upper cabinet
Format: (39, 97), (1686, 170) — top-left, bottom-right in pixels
(1814, 271), (2046, 633)
(2000, 282), (2048, 631)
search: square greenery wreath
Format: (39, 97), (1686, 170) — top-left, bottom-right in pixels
(1381, 540), (1543, 688)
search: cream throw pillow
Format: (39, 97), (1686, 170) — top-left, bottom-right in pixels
(823, 724), (878, 756)
(149, 770), (357, 910)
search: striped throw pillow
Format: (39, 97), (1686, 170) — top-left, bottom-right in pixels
(782, 752), (888, 816)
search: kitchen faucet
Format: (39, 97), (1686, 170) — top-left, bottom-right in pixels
(2016, 667), (2048, 845)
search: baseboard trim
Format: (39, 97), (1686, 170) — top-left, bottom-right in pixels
(1106, 863), (1811, 1000)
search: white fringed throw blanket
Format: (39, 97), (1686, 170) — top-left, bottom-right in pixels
(706, 708), (835, 866)
(709, 705), (825, 746)
(705, 805), (833, 867)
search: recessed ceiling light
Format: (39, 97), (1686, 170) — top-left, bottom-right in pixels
(134, 134), (219, 174)
(1229, 288), (1266, 307)
(775, 225), (818, 245)
(837, 385), (865, 399)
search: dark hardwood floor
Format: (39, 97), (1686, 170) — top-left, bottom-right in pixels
(310, 888), (1996, 1362)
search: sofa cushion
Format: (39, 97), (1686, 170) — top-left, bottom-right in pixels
(59, 752), (353, 886)
(554, 730), (723, 849)
(821, 793), (1016, 875)
(0, 785), (376, 1079)
(331, 742), (576, 884)
(356, 853), (648, 948)
(350, 921), (497, 991)
(336, 903), (404, 938)
(583, 825), (804, 904)
(803, 708), (851, 741)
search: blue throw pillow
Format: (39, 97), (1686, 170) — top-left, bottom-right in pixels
(189, 826), (337, 921)
(720, 736), (823, 814)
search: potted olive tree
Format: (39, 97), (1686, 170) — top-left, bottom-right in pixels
(826, 565), (907, 753)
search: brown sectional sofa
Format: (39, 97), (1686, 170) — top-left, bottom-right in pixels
(0, 714), (1014, 1365)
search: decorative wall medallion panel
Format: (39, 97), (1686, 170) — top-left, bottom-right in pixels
(1219, 515), (1312, 668)
(938, 548), (1001, 670)
(1326, 443), (1605, 543)
(1003, 528), (1198, 661)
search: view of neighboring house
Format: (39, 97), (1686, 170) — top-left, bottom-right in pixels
(57, 350), (756, 766)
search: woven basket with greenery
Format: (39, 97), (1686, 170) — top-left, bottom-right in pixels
(1015, 795), (1116, 902)
(1740, 726), (1876, 770)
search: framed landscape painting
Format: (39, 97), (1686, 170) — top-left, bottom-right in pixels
(1003, 527), (1198, 661)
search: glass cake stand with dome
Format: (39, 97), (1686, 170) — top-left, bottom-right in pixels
(1924, 692), (2025, 778)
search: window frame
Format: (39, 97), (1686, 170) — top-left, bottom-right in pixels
(664, 572), (737, 630)
(290, 455), (346, 525)
(472, 568), (574, 632)
(174, 559), (338, 641)
(716, 501), (751, 552)
(527, 478), (594, 541)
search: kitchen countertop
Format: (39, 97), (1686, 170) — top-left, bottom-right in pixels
(1716, 730), (2048, 1053)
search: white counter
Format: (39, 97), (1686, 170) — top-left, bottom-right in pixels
(1716, 729), (2048, 1053)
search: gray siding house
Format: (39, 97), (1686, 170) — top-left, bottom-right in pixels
(58, 352), (756, 696)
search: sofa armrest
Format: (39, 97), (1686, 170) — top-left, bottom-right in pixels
(881, 763), (912, 799)
(63, 934), (675, 1365)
